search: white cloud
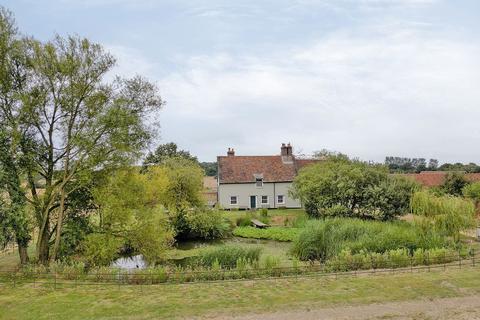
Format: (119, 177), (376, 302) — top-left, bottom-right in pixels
(104, 45), (156, 80)
(157, 27), (480, 162)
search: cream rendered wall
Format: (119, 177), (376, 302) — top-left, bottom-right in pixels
(218, 182), (302, 209)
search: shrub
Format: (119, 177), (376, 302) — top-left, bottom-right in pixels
(81, 233), (123, 266)
(174, 209), (231, 240)
(441, 172), (468, 196)
(233, 226), (300, 242)
(260, 208), (268, 217)
(463, 182), (480, 208)
(197, 245), (262, 269)
(236, 215), (253, 227)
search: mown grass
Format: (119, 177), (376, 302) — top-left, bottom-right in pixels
(223, 208), (306, 225)
(1, 267), (480, 319)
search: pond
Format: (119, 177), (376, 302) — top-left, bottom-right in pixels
(112, 236), (293, 270)
(111, 255), (148, 270)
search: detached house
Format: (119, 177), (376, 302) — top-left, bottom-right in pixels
(217, 143), (319, 209)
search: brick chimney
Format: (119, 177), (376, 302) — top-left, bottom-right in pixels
(227, 148), (235, 157)
(281, 143), (293, 163)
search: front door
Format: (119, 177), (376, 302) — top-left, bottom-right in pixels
(250, 196), (257, 209)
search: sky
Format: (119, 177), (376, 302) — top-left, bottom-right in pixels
(3, 0), (480, 163)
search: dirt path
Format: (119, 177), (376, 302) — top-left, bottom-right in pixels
(214, 295), (480, 320)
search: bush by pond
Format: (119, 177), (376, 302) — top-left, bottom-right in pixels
(173, 209), (231, 240)
(233, 226), (300, 242)
(291, 218), (451, 262)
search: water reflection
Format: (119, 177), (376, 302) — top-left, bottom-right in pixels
(112, 255), (147, 270)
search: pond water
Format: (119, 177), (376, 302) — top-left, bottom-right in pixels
(111, 255), (148, 270)
(112, 237), (292, 270)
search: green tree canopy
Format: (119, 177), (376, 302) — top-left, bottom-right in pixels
(83, 169), (174, 266)
(143, 142), (198, 167)
(291, 158), (418, 220)
(200, 162), (217, 177)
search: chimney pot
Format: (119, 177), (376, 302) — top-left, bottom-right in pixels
(227, 148), (235, 156)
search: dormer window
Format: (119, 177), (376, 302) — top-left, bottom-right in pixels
(255, 177), (263, 188)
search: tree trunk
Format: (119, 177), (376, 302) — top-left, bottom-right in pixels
(17, 241), (29, 265)
(37, 217), (50, 265)
(50, 187), (66, 263)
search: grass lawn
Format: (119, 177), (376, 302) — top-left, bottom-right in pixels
(1, 267), (480, 319)
(223, 208), (306, 226)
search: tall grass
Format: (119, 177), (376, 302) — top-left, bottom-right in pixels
(411, 191), (476, 241)
(196, 245), (262, 269)
(291, 218), (450, 261)
(234, 212), (269, 227)
(233, 226), (300, 242)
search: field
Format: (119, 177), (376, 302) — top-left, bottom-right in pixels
(1, 267), (480, 319)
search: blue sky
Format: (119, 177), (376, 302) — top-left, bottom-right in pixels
(3, 0), (480, 162)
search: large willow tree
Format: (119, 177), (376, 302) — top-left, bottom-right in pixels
(0, 8), (163, 264)
(411, 191), (475, 242)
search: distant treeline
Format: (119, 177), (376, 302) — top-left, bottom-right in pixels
(385, 157), (480, 173)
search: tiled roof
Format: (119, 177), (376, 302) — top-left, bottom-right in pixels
(218, 155), (320, 184)
(399, 171), (480, 187)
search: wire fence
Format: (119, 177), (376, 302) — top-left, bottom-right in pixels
(0, 250), (478, 289)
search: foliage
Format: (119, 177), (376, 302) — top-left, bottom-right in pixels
(233, 211), (269, 227)
(324, 247), (460, 272)
(292, 158), (419, 220)
(313, 149), (350, 161)
(385, 157), (431, 173)
(438, 162), (480, 173)
(155, 158), (205, 212)
(290, 218), (448, 262)
(81, 234), (123, 267)
(0, 8), (32, 264)
(233, 226), (300, 242)
(87, 169), (174, 266)
(174, 209), (231, 240)
(410, 191), (476, 241)
(143, 142), (198, 168)
(463, 182), (480, 207)
(200, 162), (217, 176)
(196, 245), (262, 269)
(441, 172), (469, 196)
